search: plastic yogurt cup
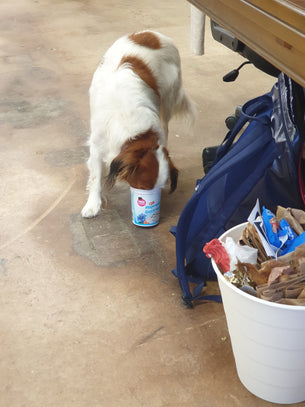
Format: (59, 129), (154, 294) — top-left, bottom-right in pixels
(130, 187), (161, 227)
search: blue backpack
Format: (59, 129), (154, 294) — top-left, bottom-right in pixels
(171, 74), (305, 307)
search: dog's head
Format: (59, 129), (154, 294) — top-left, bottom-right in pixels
(106, 129), (178, 192)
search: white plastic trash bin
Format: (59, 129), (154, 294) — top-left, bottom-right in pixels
(212, 222), (305, 404)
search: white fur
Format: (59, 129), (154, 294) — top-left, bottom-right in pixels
(81, 30), (195, 218)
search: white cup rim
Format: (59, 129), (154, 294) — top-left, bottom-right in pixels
(130, 186), (161, 194)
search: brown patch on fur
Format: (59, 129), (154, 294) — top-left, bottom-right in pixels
(163, 147), (178, 193)
(118, 55), (159, 97)
(106, 129), (160, 190)
(129, 32), (161, 50)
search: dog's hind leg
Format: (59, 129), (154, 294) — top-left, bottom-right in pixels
(172, 88), (196, 134)
(160, 113), (169, 145)
(81, 147), (104, 218)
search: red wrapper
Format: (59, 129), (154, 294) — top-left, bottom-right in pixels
(203, 239), (230, 273)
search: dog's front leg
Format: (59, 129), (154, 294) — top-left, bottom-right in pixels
(81, 149), (104, 218)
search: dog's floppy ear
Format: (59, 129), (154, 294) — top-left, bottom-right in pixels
(105, 154), (133, 190)
(169, 162), (178, 193)
(105, 156), (120, 189)
(163, 147), (178, 193)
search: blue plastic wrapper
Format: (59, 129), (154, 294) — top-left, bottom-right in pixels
(262, 207), (282, 248)
(262, 206), (299, 253)
(281, 231), (305, 255)
(280, 219), (297, 241)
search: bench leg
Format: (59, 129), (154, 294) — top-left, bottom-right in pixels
(190, 5), (206, 55)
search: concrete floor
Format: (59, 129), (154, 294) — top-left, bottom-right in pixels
(1, 1), (303, 406)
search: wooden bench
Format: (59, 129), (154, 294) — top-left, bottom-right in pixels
(189, 0), (305, 87)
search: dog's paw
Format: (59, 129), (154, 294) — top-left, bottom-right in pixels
(81, 199), (101, 218)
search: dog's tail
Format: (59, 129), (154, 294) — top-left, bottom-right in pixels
(172, 88), (197, 135)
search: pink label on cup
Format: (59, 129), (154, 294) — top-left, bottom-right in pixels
(137, 197), (146, 207)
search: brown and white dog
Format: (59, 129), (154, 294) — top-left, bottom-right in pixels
(81, 30), (195, 218)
